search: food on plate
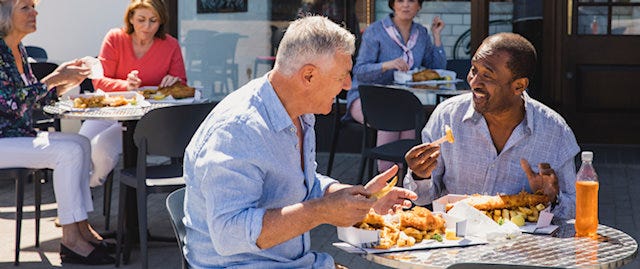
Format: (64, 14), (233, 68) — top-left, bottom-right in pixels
(138, 88), (159, 99)
(72, 95), (135, 108)
(371, 176), (397, 199)
(445, 191), (550, 226)
(354, 206), (446, 249)
(412, 69), (441, 82)
(158, 82), (195, 99)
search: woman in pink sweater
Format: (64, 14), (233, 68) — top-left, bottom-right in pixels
(80, 0), (187, 187)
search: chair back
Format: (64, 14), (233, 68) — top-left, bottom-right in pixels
(30, 62), (58, 80)
(358, 84), (426, 134)
(134, 102), (215, 158)
(25, 46), (47, 62)
(446, 59), (471, 79)
(166, 187), (188, 269)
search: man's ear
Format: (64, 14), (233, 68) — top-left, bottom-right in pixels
(299, 64), (316, 85)
(512, 77), (529, 95)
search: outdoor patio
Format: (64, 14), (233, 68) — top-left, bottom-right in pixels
(0, 145), (638, 268)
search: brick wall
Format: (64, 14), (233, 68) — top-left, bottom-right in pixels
(374, 1), (513, 59)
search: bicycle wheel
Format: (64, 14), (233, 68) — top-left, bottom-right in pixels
(452, 19), (513, 60)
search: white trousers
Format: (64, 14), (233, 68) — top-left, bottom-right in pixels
(0, 132), (93, 225)
(79, 120), (122, 187)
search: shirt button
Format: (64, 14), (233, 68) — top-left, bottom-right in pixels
(290, 127), (296, 133)
(295, 144), (299, 150)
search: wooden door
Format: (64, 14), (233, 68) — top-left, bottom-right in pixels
(555, 0), (640, 144)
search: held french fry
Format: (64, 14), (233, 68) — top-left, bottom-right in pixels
(371, 176), (398, 199)
(432, 125), (455, 146)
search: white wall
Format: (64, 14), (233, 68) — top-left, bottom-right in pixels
(23, 0), (130, 63)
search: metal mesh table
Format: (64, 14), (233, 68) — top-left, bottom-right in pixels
(367, 223), (637, 268)
(43, 103), (173, 121)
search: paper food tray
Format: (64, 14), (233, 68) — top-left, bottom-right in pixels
(336, 213), (486, 254)
(434, 194), (557, 235)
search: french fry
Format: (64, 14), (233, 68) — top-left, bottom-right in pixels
(535, 203), (546, 211)
(502, 209), (510, 221)
(371, 176), (397, 199)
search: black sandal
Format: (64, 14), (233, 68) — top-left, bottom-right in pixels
(60, 244), (116, 265)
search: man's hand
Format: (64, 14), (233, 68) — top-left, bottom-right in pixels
(365, 165), (417, 214)
(318, 185), (376, 227)
(405, 143), (440, 179)
(520, 158), (559, 202)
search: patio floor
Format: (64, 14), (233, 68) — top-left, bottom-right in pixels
(0, 144), (638, 268)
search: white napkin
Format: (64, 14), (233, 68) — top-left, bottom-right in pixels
(447, 202), (521, 241)
(82, 56), (104, 79)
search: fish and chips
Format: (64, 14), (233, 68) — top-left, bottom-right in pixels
(354, 206), (446, 249)
(445, 191), (550, 226)
(72, 95), (134, 108)
(139, 82), (195, 100)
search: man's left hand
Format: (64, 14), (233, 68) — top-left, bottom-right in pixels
(365, 165), (417, 214)
(520, 158), (559, 202)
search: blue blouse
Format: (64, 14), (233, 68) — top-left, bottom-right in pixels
(345, 13), (447, 120)
(0, 39), (54, 138)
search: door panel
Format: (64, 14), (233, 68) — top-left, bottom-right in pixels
(563, 0), (640, 144)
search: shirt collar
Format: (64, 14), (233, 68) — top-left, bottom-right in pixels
(461, 91), (534, 135)
(258, 74), (295, 132)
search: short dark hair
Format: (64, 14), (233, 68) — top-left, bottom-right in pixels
(124, 0), (169, 39)
(388, 0), (425, 10)
(474, 32), (537, 82)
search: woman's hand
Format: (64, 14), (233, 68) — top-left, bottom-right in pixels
(41, 59), (91, 94)
(126, 70), (142, 91)
(382, 57), (410, 72)
(430, 16), (445, 46)
(159, 75), (181, 87)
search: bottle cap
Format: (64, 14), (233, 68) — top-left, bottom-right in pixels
(581, 151), (593, 162)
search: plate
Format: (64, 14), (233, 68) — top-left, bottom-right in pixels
(137, 86), (202, 104)
(60, 91), (149, 111)
(394, 69), (460, 85)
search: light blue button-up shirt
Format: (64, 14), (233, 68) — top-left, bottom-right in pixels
(183, 75), (338, 268)
(345, 13), (447, 120)
(403, 92), (580, 219)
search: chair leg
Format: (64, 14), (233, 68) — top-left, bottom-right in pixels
(14, 173), (25, 266)
(358, 156), (367, 185)
(136, 186), (149, 269)
(33, 171), (43, 248)
(115, 183), (127, 267)
(103, 171), (114, 230)
(327, 120), (342, 177)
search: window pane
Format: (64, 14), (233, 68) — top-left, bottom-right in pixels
(612, 6), (640, 35)
(577, 6), (609, 35)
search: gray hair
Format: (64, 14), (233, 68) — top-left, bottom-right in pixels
(0, 0), (15, 38)
(274, 16), (355, 76)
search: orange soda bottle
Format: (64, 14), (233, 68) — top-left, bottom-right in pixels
(575, 151), (599, 237)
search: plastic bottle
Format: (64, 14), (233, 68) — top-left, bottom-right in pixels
(575, 151), (599, 237)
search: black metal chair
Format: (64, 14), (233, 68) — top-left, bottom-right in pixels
(30, 62), (61, 132)
(326, 90), (363, 177)
(357, 85), (426, 184)
(166, 187), (188, 269)
(115, 102), (216, 269)
(0, 168), (43, 265)
(25, 45), (47, 62)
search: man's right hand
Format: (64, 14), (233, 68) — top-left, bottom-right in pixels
(405, 143), (440, 179)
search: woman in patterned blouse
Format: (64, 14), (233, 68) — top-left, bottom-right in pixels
(0, 0), (115, 265)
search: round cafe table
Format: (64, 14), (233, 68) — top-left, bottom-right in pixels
(366, 221), (637, 269)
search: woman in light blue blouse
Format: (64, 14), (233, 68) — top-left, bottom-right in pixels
(347, 0), (447, 171)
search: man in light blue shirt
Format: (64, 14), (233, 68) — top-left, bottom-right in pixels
(183, 16), (417, 269)
(404, 33), (580, 220)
